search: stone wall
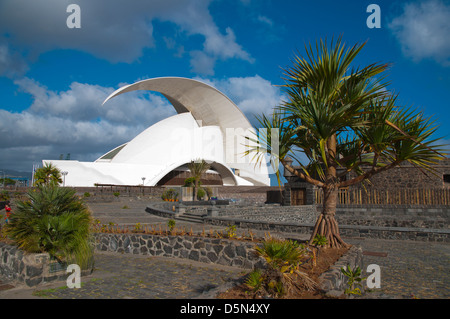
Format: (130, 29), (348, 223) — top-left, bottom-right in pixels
(94, 233), (265, 270)
(76, 185), (278, 204)
(143, 202), (450, 242)
(286, 159), (450, 191)
(335, 205), (449, 229)
(94, 232), (365, 298)
(347, 160), (450, 190)
(0, 242), (87, 287)
(319, 245), (363, 297)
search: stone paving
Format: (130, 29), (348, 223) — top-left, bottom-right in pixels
(0, 197), (448, 299)
(348, 238), (450, 299)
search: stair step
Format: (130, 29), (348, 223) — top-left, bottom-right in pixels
(175, 213), (205, 224)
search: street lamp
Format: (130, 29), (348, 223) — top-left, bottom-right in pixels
(141, 177), (146, 195)
(62, 171), (68, 187)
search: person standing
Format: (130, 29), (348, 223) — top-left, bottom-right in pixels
(4, 203), (11, 223)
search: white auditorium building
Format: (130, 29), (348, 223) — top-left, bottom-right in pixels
(43, 77), (271, 187)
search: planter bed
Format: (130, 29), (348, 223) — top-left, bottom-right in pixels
(0, 242), (93, 287)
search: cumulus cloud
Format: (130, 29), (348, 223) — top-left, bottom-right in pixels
(0, 0), (252, 75)
(0, 77), (177, 171)
(388, 0), (450, 66)
(190, 51), (217, 75)
(13, 77), (175, 125)
(195, 75), (284, 124)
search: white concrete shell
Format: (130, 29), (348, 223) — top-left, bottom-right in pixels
(44, 77), (270, 187)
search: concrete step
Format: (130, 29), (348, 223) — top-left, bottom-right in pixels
(175, 212), (205, 224)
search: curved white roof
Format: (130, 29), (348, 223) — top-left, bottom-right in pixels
(103, 77), (254, 134)
(45, 77), (270, 187)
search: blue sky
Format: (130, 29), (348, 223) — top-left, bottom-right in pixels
(0, 0), (449, 183)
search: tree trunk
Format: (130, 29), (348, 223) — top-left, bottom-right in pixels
(309, 134), (349, 249)
(309, 185), (349, 248)
(193, 180), (198, 201)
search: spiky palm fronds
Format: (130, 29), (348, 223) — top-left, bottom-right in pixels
(33, 163), (62, 186)
(246, 37), (447, 248)
(5, 184), (93, 269)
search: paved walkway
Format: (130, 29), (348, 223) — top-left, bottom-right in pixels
(0, 198), (448, 299)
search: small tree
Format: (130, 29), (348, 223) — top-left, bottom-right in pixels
(33, 163), (62, 186)
(187, 159), (211, 201)
(248, 38), (447, 248)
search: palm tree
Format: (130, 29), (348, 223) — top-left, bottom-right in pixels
(187, 159), (211, 201)
(5, 184), (93, 269)
(33, 163), (63, 186)
(247, 38), (446, 248)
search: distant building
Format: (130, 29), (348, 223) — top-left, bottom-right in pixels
(44, 77), (270, 187)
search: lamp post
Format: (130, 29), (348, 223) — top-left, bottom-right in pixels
(141, 177), (146, 195)
(62, 171), (68, 187)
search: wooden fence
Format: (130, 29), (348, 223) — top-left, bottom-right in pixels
(315, 188), (450, 206)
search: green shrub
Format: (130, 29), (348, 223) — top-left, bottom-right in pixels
(312, 234), (328, 247)
(225, 224), (236, 238)
(252, 235), (316, 297)
(183, 177), (196, 187)
(341, 265), (366, 296)
(205, 187), (213, 199)
(161, 189), (178, 201)
(167, 219), (176, 232)
(196, 188), (205, 200)
(245, 269), (264, 293)
(5, 184), (93, 269)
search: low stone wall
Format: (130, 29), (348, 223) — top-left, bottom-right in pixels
(318, 245), (363, 297)
(0, 242), (84, 287)
(1, 233), (363, 297)
(204, 216), (450, 242)
(143, 202), (450, 242)
(335, 206), (449, 229)
(94, 233), (265, 270)
(94, 232), (364, 298)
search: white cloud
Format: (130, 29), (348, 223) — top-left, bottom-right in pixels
(13, 77), (176, 125)
(389, 0), (450, 66)
(195, 75), (284, 124)
(0, 77), (177, 170)
(256, 15), (274, 27)
(0, 0), (253, 75)
(190, 51), (217, 75)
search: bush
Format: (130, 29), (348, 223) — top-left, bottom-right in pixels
(196, 188), (205, 200)
(161, 188), (178, 201)
(252, 235), (316, 297)
(183, 177), (196, 187)
(5, 184), (94, 269)
(205, 187), (213, 199)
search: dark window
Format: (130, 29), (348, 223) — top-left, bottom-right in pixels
(444, 175), (450, 183)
